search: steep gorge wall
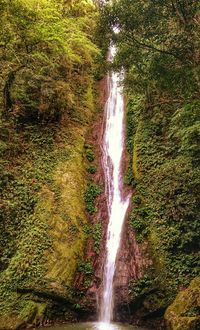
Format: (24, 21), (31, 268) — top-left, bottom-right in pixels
(0, 1), (103, 328)
(0, 81), (98, 329)
(71, 76), (148, 324)
(123, 94), (200, 329)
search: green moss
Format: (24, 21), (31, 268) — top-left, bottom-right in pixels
(85, 84), (95, 114)
(165, 277), (200, 330)
(117, 50), (200, 319)
(126, 90), (200, 316)
(0, 315), (23, 330)
(45, 130), (88, 287)
(0, 0), (100, 325)
(0, 79), (97, 326)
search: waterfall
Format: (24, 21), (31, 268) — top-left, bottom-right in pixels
(100, 46), (131, 324)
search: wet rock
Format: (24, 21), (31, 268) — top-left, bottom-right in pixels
(113, 219), (150, 310)
(165, 277), (200, 330)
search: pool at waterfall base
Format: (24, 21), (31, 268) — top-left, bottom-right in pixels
(46, 322), (150, 330)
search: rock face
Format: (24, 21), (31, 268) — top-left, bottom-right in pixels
(165, 277), (200, 330)
(113, 221), (145, 315)
(0, 81), (95, 329)
(72, 76), (147, 322)
(72, 97), (109, 320)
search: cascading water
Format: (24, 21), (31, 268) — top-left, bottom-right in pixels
(100, 46), (131, 324)
(41, 46), (149, 330)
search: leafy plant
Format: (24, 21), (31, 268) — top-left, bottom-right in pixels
(77, 260), (93, 275)
(84, 144), (95, 162)
(86, 164), (97, 174)
(84, 183), (102, 214)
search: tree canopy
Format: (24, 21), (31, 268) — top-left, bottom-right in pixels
(0, 0), (99, 122)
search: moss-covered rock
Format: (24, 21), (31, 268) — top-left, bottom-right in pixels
(126, 89), (200, 322)
(165, 277), (200, 330)
(45, 128), (88, 288)
(0, 78), (96, 328)
(0, 315), (23, 330)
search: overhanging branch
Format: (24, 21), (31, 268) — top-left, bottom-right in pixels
(123, 32), (182, 61)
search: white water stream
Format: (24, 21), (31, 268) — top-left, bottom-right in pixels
(100, 46), (131, 324)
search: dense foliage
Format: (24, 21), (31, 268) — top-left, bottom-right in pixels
(0, 0), (100, 327)
(99, 0), (200, 316)
(0, 0), (98, 122)
(0, 0), (199, 327)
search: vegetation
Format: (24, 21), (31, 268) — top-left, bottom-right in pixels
(84, 144), (95, 162)
(86, 164), (97, 174)
(0, 0), (99, 122)
(1, 0), (199, 328)
(98, 0), (200, 326)
(0, 0), (100, 328)
(165, 277), (200, 329)
(84, 183), (102, 214)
